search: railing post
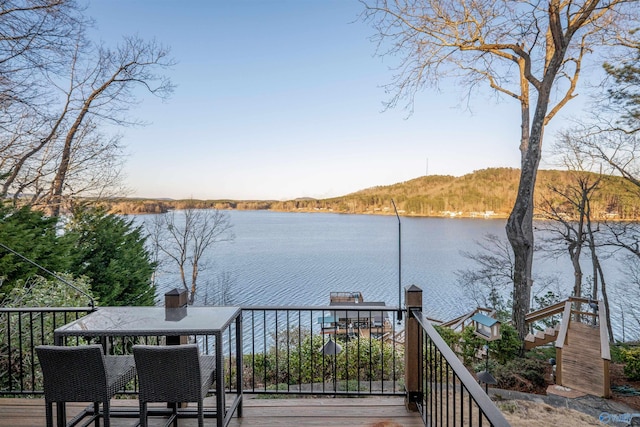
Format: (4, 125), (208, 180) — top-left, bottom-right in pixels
(404, 285), (422, 411)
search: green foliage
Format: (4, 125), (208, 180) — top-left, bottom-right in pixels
(425, 339), (455, 380)
(452, 323), (520, 367)
(433, 325), (460, 349)
(526, 346), (557, 363)
(0, 203), (156, 307)
(604, 50), (640, 128)
(493, 357), (548, 393)
(532, 291), (563, 329)
(610, 343), (628, 364)
(487, 289), (512, 322)
(0, 275), (95, 391)
(621, 347), (640, 381)
(5, 274), (94, 308)
(67, 207), (156, 306)
(243, 329), (403, 392)
(490, 323), (521, 365)
(459, 326), (486, 365)
(0, 203), (76, 302)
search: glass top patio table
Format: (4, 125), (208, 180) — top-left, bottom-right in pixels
(54, 306), (242, 338)
(53, 306), (243, 427)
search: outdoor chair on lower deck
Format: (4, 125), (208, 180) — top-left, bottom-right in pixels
(133, 344), (216, 427)
(35, 344), (136, 427)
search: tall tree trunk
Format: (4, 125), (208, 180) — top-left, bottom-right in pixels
(572, 197), (587, 297)
(569, 241), (583, 298)
(190, 260), (199, 305)
(48, 60), (133, 216)
(49, 88), (105, 216)
(506, 88), (549, 342)
(585, 202), (614, 342)
(506, 64), (535, 343)
(506, 157), (537, 342)
(507, 32), (568, 342)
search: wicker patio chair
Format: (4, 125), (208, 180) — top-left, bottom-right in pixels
(133, 344), (216, 427)
(35, 344), (136, 427)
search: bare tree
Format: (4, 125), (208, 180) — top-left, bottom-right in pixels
(539, 134), (605, 297)
(202, 272), (236, 306)
(570, 129), (640, 191)
(537, 193), (588, 299)
(0, 0), (86, 114)
(1, 35), (174, 214)
(361, 0), (637, 341)
(456, 233), (514, 315)
(544, 130), (622, 339)
(456, 233), (562, 321)
(148, 207), (235, 305)
(1, 0), (86, 199)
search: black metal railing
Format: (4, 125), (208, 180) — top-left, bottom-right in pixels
(240, 306), (403, 396)
(0, 305), (403, 397)
(1, 305), (510, 425)
(412, 308), (510, 427)
(0, 307), (95, 395)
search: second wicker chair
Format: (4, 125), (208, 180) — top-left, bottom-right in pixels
(132, 344), (216, 427)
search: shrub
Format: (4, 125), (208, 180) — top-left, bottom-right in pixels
(1, 275), (95, 391)
(459, 326), (486, 365)
(610, 343), (628, 364)
(621, 347), (640, 381)
(67, 207), (156, 306)
(433, 324), (460, 349)
(493, 358), (548, 393)
(0, 203), (76, 301)
(526, 346), (556, 363)
(242, 330), (403, 390)
(490, 323), (521, 364)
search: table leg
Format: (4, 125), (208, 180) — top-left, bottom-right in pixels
(216, 332), (224, 427)
(235, 314), (243, 418)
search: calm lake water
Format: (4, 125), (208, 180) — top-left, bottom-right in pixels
(138, 210), (636, 341)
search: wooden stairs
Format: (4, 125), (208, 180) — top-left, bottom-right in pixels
(525, 297), (611, 398)
(439, 307), (495, 332)
(523, 299), (569, 350)
(440, 297), (611, 398)
(524, 324), (561, 350)
(438, 297), (612, 398)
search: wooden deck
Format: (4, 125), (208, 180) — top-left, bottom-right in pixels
(0, 396), (424, 426)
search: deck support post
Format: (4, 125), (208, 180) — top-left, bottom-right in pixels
(404, 285), (422, 412)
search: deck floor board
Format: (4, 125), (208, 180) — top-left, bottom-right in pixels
(0, 396), (424, 426)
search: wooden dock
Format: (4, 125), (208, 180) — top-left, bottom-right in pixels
(0, 396), (424, 426)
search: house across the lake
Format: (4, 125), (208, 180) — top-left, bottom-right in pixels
(317, 292), (392, 339)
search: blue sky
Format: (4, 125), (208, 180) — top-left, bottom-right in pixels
(84, 1), (586, 201)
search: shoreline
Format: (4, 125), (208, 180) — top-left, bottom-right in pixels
(108, 202), (637, 223)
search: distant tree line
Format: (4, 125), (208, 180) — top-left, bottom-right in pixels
(105, 168), (640, 220)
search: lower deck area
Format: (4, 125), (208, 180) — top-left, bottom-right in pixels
(0, 396), (424, 427)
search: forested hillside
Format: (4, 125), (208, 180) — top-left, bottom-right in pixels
(107, 168), (640, 220)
